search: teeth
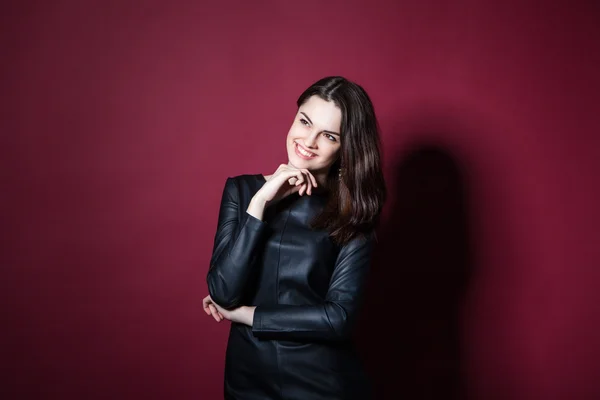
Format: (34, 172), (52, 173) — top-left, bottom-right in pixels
(297, 143), (315, 157)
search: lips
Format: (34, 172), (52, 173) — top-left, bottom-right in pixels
(294, 142), (316, 159)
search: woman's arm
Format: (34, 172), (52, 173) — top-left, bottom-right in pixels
(206, 177), (269, 309)
(250, 232), (375, 341)
(206, 166), (317, 311)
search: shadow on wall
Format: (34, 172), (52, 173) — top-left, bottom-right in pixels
(355, 143), (473, 400)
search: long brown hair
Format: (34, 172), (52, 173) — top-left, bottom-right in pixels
(300, 76), (386, 245)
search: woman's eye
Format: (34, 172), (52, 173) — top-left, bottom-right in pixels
(300, 118), (309, 126)
(324, 133), (337, 142)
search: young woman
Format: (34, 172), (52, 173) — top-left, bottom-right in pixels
(202, 76), (386, 399)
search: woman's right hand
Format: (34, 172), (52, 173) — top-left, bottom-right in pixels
(256, 164), (318, 204)
(202, 295), (224, 322)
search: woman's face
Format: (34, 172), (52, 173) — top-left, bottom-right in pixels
(286, 95), (342, 178)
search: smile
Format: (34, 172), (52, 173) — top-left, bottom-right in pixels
(295, 142), (316, 159)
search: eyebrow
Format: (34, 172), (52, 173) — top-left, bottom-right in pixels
(300, 112), (340, 136)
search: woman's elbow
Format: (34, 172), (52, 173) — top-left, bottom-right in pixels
(206, 272), (242, 309)
(326, 303), (355, 340)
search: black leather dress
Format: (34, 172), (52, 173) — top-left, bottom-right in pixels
(207, 174), (374, 400)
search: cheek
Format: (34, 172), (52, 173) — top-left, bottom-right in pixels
(321, 145), (340, 163)
(286, 133), (295, 147)
(288, 125), (302, 138)
(286, 129), (294, 144)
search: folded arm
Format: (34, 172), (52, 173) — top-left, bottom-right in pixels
(206, 178), (268, 309)
(251, 232), (375, 341)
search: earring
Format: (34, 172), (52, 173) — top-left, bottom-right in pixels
(338, 167), (344, 180)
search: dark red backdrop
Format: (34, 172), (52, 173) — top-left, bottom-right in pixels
(2, 1), (599, 399)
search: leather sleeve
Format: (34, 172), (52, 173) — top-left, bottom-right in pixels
(206, 177), (268, 309)
(251, 232), (375, 341)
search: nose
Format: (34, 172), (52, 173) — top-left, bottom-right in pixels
(304, 131), (319, 148)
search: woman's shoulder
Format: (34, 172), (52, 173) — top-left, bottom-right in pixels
(226, 173), (265, 187)
(220, 173), (266, 199)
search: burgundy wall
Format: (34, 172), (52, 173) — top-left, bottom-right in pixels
(2, 1), (599, 399)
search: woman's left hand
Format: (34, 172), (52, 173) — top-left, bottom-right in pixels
(202, 295), (255, 326)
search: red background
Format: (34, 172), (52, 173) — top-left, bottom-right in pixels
(2, 1), (599, 399)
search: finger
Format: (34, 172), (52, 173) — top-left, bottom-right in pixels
(292, 170), (305, 186)
(211, 304), (225, 321)
(286, 183), (302, 197)
(299, 183), (307, 196)
(299, 170), (312, 195)
(214, 310), (222, 322)
(202, 297), (212, 315)
(212, 310), (221, 322)
(212, 305), (224, 321)
(301, 169), (317, 193)
(306, 170), (318, 188)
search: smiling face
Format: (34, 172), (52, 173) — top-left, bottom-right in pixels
(286, 95), (342, 181)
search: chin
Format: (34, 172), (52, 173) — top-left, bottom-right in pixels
(289, 159), (310, 170)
